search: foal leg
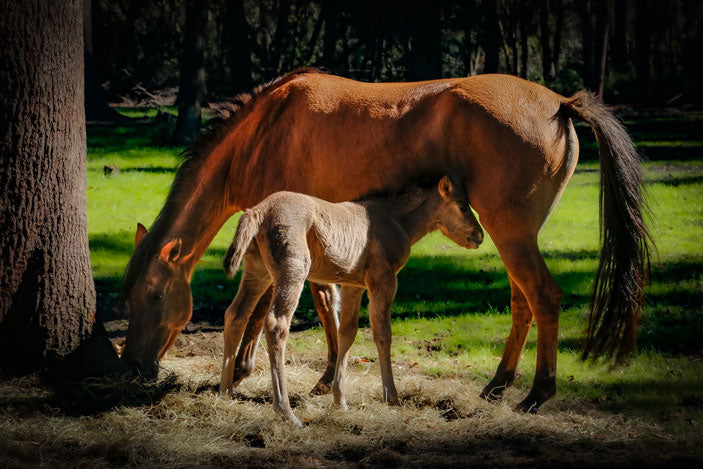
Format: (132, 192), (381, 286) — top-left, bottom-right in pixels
(220, 271), (272, 397)
(264, 270), (309, 427)
(331, 286), (365, 409)
(367, 272), (400, 405)
(309, 282), (340, 395)
(230, 282), (339, 391)
(493, 238), (562, 413)
(480, 277), (534, 401)
(231, 286), (274, 387)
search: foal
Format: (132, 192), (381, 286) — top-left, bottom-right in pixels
(219, 175), (484, 426)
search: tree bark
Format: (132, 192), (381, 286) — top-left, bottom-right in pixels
(406, 0), (443, 80)
(172, 0), (209, 146)
(224, 0), (254, 94)
(0, 0), (122, 376)
(482, 0), (500, 74)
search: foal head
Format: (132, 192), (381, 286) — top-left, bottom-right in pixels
(432, 175), (484, 249)
(119, 224), (193, 377)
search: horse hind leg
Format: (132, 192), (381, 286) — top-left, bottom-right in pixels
(220, 271), (272, 397)
(480, 277), (533, 401)
(309, 282), (340, 395)
(231, 286), (274, 387)
(491, 236), (562, 413)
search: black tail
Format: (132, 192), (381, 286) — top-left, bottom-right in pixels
(561, 91), (652, 361)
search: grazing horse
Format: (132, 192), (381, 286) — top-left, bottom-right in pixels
(119, 68), (650, 413)
(219, 176), (483, 426)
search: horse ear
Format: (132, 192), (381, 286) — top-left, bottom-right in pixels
(159, 238), (182, 264)
(438, 175), (454, 200)
(135, 223), (148, 248)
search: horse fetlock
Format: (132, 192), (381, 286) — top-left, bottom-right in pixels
(516, 377), (556, 414)
(310, 379), (332, 396)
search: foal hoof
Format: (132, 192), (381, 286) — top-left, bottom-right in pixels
(310, 380), (332, 396)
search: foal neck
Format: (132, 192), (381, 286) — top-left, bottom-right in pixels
(383, 188), (441, 245)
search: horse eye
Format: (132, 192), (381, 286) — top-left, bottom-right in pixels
(152, 292), (165, 302)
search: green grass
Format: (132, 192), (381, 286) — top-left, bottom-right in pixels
(86, 112), (703, 418)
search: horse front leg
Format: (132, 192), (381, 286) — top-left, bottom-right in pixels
(480, 277), (534, 401)
(309, 282), (340, 395)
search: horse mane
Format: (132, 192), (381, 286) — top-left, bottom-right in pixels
(119, 67), (333, 299)
(182, 67), (334, 165)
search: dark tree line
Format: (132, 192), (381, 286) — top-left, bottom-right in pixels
(83, 0), (702, 140)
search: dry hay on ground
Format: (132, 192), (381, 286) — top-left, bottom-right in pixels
(1, 329), (702, 468)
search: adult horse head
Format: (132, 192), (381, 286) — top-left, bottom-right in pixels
(119, 224), (193, 377)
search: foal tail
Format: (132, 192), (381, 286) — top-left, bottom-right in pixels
(223, 209), (263, 278)
(561, 91), (652, 362)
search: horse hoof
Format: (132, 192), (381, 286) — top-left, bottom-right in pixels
(479, 386), (505, 402)
(310, 380), (332, 395)
(515, 400), (540, 414)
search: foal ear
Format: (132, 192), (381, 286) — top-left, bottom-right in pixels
(159, 238), (182, 264)
(438, 175), (454, 200)
(135, 223), (148, 248)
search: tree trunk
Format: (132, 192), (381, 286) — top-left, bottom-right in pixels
(463, 1), (477, 76)
(224, 0), (254, 94)
(320, 0), (338, 68)
(539, 0), (553, 80)
(84, 0), (125, 123)
(0, 0), (122, 376)
(635, 0), (651, 102)
(172, 0), (209, 146)
(406, 0), (442, 80)
(612, 0), (628, 69)
(594, 0), (610, 97)
(270, 0), (290, 76)
(482, 0), (500, 74)
(552, 0), (564, 76)
(580, 0), (594, 89)
(519, 0), (530, 79)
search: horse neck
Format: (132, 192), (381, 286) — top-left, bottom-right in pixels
(148, 157), (236, 278)
(385, 190), (441, 245)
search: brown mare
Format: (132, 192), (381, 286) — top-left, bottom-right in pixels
(120, 68), (650, 413)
